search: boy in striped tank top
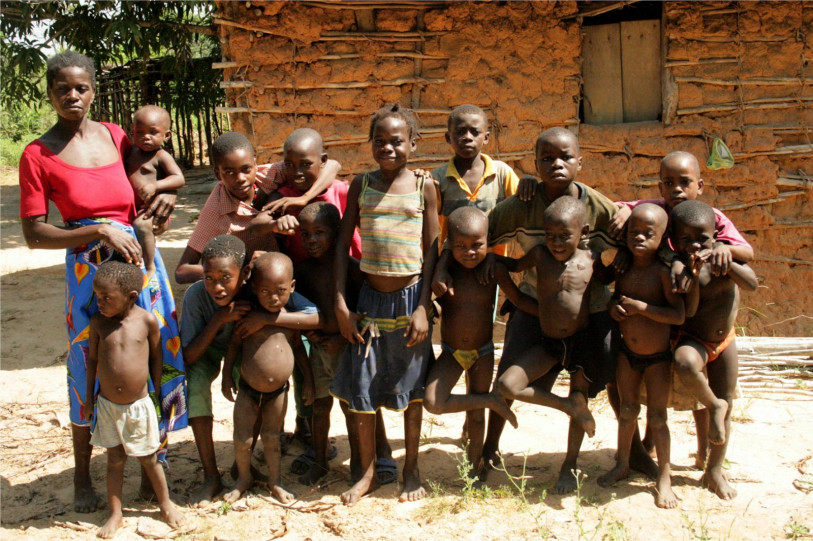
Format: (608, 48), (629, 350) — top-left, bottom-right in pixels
(331, 104), (439, 505)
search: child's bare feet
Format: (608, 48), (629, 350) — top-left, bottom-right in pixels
(341, 474), (380, 506)
(97, 512), (122, 539)
(598, 463), (630, 487)
(74, 479), (101, 513)
(554, 463), (579, 494)
(271, 485), (296, 503)
(692, 452), (707, 471)
(298, 462), (329, 486)
(398, 468), (425, 502)
(488, 391), (518, 429)
(568, 392), (596, 438)
(223, 477), (253, 503)
(189, 477), (224, 507)
(654, 478), (678, 509)
(159, 502), (185, 529)
(708, 399), (729, 445)
(702, 468), (737, 500)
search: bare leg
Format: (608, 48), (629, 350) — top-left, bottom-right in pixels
(607, 382), (658, 478)
(136, 452), (184, 528)
(224, 392), (257, 503)
(399, 402), (425, 502)
(599, 353), (642, 488)
(703, 343), (738, 500)
(72, 424), (100, 513)
(97, 446), (126, 538)
(424, 352), (516, 428)
(643, 362), (677, 509)
(674, 341), (728, 445)
(554, 372), (591, 494)
(374, 410), (392, 462)
(299, 397), (333, 486)
(134, 215), (156, 276)
(189, 416), (223, 505)
(692, 409), (709, 470)
(467, 354), (500, 477)
(261, 391), (295, 502)
(341, 412), (379, 505)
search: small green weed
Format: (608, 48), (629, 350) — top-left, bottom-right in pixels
(216, 500), (232, 517)
(785, 518), (811, 540)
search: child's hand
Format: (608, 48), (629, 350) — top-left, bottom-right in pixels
(517, 175), (538, 202)
(405, 305), (429, 347)
(431, 267), (454, 297)
(475, 253), (497, 285)
(152, 218), (169, 236)
(608, 205), (631, 239)
(235, 310), (272, 339)
(608, 299), (627, 321)
(217, 300), (252, 324)
(302, 381), (315, 407)
(221, 374), (236, 402)
(617, 295), (645, 316)
(710, 242), (732, 276)
(81, 400), (94, 422)
(690, 249), (711, 276)
(273, 214), (299, 235)
(611, 247), (631, 274)
(138, 183), (157, 204)
(336, 307), (365, 345)
(263, 196), (308, 216)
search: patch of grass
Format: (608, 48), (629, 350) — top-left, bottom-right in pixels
(681, 502), (712, 541)
(215, 500), (232, 517)
(785, 518), (811, 540)
(603, 520), (632, 541)
(0, 136), (34, 167)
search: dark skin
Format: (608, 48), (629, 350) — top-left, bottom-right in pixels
(671, 217), (757, 500)
(445, 112), (490, 193)
(597, 206), (685, 509)
(85, 280), (183, 537)
(424, 220), (524, 480)
(334, 116), (439, 505)
(21, 65), (176, 513)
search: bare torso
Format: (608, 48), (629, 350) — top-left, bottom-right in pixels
(93, 307), (152, 404)
(297, 257), (362, 336)
(616, 261), (673, 355)
(125, 148), (161, 196)
(684, 264), (740, 341)
(535, 247), (593, 339)
(439, 262), (496, 350)
(239, 314), (297, 393)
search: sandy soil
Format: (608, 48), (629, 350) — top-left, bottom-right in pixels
(1, 166), (812, 540)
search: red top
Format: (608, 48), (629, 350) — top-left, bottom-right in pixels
(278, 180), (363, 264)
(19, 123), (136, 225)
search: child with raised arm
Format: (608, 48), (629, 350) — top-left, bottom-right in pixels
(495, 196), (606, 449)
(175, 132), (297, 284)
(85, 262), (184, 538)
(597, 204), (685, 509)
(424, 206), (523, 480)
(125, 105), (185, 275)
(670, 200), (758, 500)
(221, 252), (318, 504)
(331, 103), (439, 505)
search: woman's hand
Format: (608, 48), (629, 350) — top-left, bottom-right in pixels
(99, 224), (143, 265)
(142, 192), (177, 225)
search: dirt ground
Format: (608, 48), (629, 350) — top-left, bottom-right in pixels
(2, 166), (812, 540)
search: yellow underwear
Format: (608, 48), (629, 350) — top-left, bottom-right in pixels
(441, 341), (495, 371)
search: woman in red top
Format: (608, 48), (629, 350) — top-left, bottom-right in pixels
(18, 51), (187, 513)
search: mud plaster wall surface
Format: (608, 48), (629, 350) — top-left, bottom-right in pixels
(216, 1), (812, 336)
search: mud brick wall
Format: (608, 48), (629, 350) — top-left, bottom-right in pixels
(215, 1), (812, 336)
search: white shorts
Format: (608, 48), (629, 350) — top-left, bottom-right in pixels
(90, 394), (160, 457)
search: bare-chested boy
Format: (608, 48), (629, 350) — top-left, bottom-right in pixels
(85, 262), (184, 538)
(597, 204), (685, 508)
(670, 200), (758, 500)
(125, 105), (185, 275)
(221, 252), (316, 503)
(424, 207), (523, 479)
(495, 196), (607, 467)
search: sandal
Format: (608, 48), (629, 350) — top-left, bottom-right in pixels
(290, 445), (338, 475)
(375, 457), (398, 485)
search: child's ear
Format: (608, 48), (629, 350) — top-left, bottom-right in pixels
(213, 166), (222, 181)
(483, 130), (491, 146)
(163, 130), (172, 141)
(320, 152), (328, 166)
(290, 278), (296, 292)
(444, 131), (452, 145)
(410, 137), (418, 152)
(241, 265), (251, 284)
(581, 224), (590, 239)
(576, 155), (583, 172)
(128, 290), (139, 302)
(697, 178), (705, 194)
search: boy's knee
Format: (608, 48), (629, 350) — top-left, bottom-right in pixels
(467, 409), (485, 425)
(619, 402), (640, 422)
(495, 377), (516, 398)
(233, 436), (253, 453)
(107, 449), (128, 467)
(646, 408), (668, 429)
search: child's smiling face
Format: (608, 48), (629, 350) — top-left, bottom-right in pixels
(214, 148), (257, 202)
(544, 213), (586, 262)
(535, 133), (582, 189)
(299, 215), (335, 260)
(450, 227), (488, 270)
(446, 113), (490, 161)
(371, 116), (415, 173)
(202, 256), (245, 307)
(282, 139), (326, 192)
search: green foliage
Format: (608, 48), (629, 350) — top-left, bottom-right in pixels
(0, 1), (218, 112)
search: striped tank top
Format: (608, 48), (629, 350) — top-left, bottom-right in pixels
(358, 172), (426, 277)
